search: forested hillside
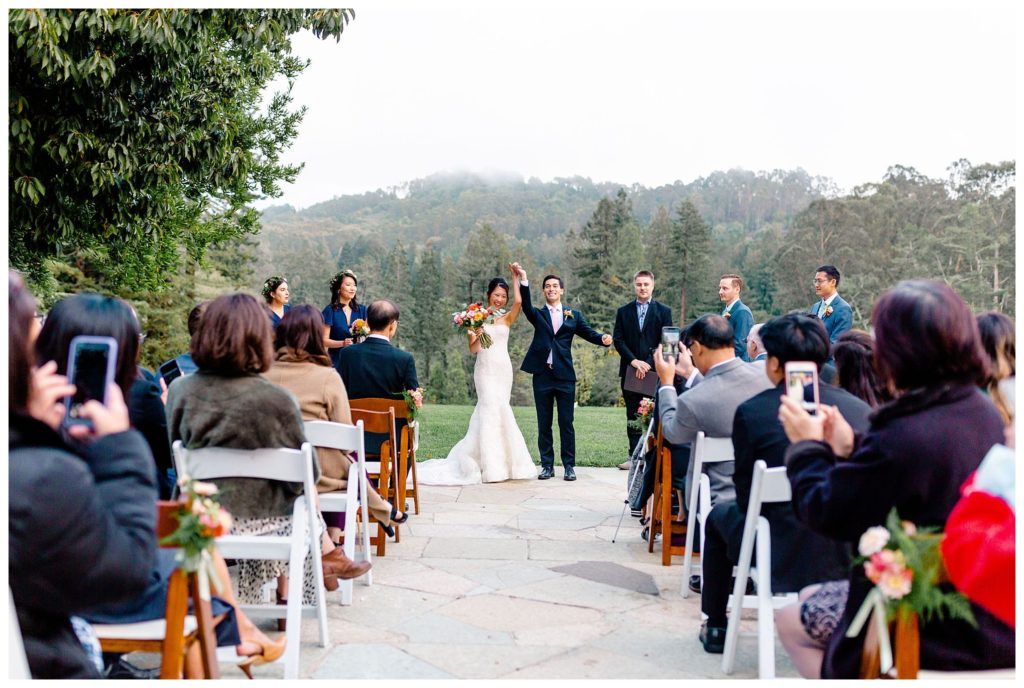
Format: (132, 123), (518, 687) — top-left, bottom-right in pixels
(252, 161), (1014, 406)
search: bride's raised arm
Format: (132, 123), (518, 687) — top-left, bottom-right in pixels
(506, 262), (523, 325)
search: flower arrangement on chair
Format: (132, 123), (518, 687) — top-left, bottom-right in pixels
(850, 508), (975, 677)
(626, 396), (655, 435)
(402, 387), (425, 424)
(162, 475), (233, 599)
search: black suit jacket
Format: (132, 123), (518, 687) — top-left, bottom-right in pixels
(730, 381), (872, 591)
(336, 336), (419, 400)
(612, 299), (673, 380)
(519, 283), (606, 382)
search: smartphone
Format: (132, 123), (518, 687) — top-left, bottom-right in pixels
(64, 336), (119, 427)
(661, 326), (681, 362)
(158, 358), (184, 387)
(784, 361), (820, 415)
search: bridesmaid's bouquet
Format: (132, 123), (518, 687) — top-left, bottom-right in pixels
(452, 303), (496, 348)
(350, 318), (370, 342)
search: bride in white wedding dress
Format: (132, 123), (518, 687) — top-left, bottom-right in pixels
(417, 265), (538, 485)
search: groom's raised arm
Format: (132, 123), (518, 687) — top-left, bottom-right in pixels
(519, 281), (538, 325)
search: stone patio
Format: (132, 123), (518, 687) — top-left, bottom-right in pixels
(223, 467), (799, 679)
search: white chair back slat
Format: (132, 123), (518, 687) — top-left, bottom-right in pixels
(681, 431), (735, 597)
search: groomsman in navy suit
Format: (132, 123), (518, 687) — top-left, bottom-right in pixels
(809, 264), (853, 346)
(718, 274), (754, 361)
(515, 264), (612, 481)
(613, 270), (673, 465)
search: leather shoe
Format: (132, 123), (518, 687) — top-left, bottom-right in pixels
(538, 466), (554, 480)
(699, 622), (727, 653)
(563, 466), (576, 481)
(322, 547), (372, 580)
(688, 575), (702, 594)
(617, 461), (630, 470)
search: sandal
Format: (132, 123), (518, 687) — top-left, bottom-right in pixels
(391, 504), (409, 525)
(237, 636), (287, 679)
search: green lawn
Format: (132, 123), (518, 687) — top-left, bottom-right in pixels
(415, 404), (629, 468)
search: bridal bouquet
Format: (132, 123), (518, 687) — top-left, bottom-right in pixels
(453, 303), (496, 348)
(161, 475), (233, 598)
(350, 318), (370, 342)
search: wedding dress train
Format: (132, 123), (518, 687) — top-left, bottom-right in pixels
(417, 323), (537, 485)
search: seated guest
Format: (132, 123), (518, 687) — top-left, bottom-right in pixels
(33, 290), (285, 677)
(831, 329), (891, 408)
(653, 314), (773, 508)
(778, 279), (1014, 678)
(696, 314), (871, 653)
(265, 305), (408, 541)
(9, 274), (156, 678)
(746, 322), (767, 363)
(336, 299), (419, 458)
(977, 311), (1015, 425)
(167, 293), (370, 611)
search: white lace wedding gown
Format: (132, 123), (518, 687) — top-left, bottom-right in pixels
(417, 322), (537, 484)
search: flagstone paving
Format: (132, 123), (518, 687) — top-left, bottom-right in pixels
(219, 467), (799, 679)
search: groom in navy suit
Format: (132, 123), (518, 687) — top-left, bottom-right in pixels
(515, 264), (612, 481)
(808, 264), (853, 346)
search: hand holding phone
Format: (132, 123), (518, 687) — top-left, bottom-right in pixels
(28, 361), (77, 431)
(64, 336), (119, 428)
(66, 383), (130, 440)
(784, 361), (820, 415)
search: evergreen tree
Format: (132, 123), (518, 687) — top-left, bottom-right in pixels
(672, 200), (713, 322)
(408, 246), (448, 377)
(457, 223), (511, 304)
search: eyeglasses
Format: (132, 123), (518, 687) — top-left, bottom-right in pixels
(812, 279), (833, 285)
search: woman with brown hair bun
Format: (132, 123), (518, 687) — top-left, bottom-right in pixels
(265, 304), (406, 542)
(166, 293), (371, 610)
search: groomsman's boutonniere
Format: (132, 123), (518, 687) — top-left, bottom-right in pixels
(824, 305), (834, 317)
(563, 309), (574, 319)
(723, 311), (731, 319)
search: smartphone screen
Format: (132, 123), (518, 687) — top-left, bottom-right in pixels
(661, 327), (681, 361)
(65, 337), (117, 426)
(785, 364), (819, 415)
(159, 359), (183, 386)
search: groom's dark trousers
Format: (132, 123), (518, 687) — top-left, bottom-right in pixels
(533, 367), (576, 469)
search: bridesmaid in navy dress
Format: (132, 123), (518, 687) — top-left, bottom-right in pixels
(322, 269), (368, 367)
(262, 275), (290, 330)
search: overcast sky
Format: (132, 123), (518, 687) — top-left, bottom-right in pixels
(259, 0), (1016, 210)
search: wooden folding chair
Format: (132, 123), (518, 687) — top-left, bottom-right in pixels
(349, 407), (397, 557)
(647, 426), (687, 564)
(350, 397), (419, 515)
(93, 501), (221, 679)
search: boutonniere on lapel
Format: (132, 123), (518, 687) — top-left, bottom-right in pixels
(723, 310), (731, 319)
(824, 305), (833, 317)
(563, 309), (574, 320)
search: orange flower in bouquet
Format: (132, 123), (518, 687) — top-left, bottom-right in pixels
(453, 303), (496, 348)
(350, 318), (370, 342)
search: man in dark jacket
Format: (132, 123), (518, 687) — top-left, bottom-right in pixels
(336, 299), (419, 456)
(612, 269), (673, 466)
(695, 313), (871, 654)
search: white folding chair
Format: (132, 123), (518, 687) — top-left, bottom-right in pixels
(9, 589), (31, 679)
(303, 419), (373, 605)
(172, 440), (327, 680)
(680, 431), (734, 597)
(721, 460), (799, 678)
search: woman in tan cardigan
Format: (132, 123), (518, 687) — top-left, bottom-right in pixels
(265, 305), (407, 541)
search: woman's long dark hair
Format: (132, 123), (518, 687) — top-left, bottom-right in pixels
(9, 272), (37, 413)
(329, 270), (360, 310)
(274, 305), (331, 366)
(832, 330), (891, 408)
(34, 293), (141, 400)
